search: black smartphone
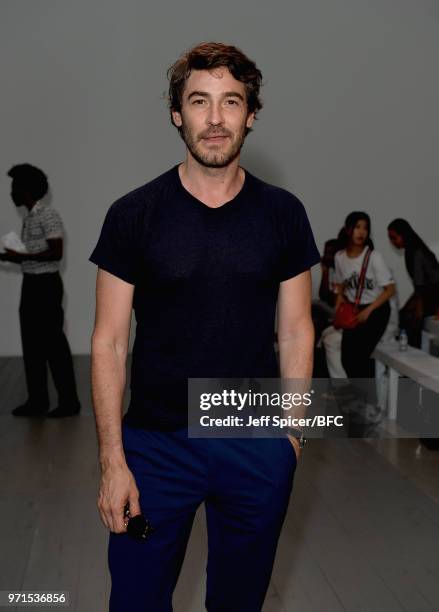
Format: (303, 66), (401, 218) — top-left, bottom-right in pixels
(123, 503), (155, 541)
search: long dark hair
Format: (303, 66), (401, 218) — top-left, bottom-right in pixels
(388, 218), (438, 279)
(338, 211), (374, 251)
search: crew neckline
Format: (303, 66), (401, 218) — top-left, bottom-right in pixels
(173, 164), (250, 212)
(345, 246), (369, 260)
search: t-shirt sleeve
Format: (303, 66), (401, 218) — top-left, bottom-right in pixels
(89, 199), (140, 285)
(278, 196), (321, 282)
(41, 207), (63, 239)
(371, 251), (394, 288)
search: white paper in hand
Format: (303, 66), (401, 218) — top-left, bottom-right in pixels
(2, 231), (27, 253)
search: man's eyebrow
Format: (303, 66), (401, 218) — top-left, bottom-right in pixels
(187, 91), (209, 100)
(187, 90), (245, 101)
(223, 91), (245, 101)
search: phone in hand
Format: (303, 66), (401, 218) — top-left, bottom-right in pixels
(123, 503), (155, 541)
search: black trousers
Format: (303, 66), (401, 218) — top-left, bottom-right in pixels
(337, 302), (391, 437)
(109, 425), (297, 611)
(19, 272), (79, 408)
(341, 302), (391, 378)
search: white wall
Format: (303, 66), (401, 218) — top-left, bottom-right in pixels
(1, 0), (438, 355)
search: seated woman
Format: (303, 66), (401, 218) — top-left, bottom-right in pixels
(388, 218), (439, 347)
(335, 212), (395, 378)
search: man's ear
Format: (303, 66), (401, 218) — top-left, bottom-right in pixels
(246, 111), (255, 130)
(172, 110), (183, 127)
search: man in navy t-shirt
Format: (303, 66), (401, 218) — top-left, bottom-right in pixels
(90, 42), (320, 612)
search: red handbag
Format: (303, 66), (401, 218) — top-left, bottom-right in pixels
(333, 248), (371, 330)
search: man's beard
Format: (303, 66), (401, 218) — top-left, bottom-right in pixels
(180, 122), (247, 168)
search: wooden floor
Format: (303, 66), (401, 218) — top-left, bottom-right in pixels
(1, 356), (439, 612)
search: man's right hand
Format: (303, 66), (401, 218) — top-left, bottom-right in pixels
(97, 461), (141, 533)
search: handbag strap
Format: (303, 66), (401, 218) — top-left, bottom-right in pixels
(354, 248), (372, 306)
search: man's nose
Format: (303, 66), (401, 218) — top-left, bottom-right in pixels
(206, 101), (224, 126)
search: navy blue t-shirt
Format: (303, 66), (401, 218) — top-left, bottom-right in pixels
(89, 165), (320, 430)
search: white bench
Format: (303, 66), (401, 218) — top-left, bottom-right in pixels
(373, 342), (439, 420)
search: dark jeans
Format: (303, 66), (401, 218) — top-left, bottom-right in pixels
(19, 272), (79, 408)
(109, 424), (297, 611)
(341, 302), (391, 378)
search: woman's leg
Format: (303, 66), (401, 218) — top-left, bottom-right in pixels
(342, 303), (390, 378)
(340, 303), (391, 436)
(322, 326), (347, 379)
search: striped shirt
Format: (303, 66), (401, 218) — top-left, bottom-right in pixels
(21, 202), (63, 274)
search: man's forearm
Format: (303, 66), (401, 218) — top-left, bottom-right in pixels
(91, 338), (128, 469)
(278, 320), (314, 379)
(278, 320), (314, 436)
(33, 249), (61, 261)
(25, 248), (61, 262)
(1, 248), (61, 263)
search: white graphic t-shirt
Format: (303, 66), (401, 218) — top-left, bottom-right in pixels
(335, 248), (394, 304)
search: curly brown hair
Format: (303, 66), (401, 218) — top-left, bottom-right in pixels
(167, 42), (263, 130)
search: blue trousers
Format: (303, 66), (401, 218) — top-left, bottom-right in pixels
(109, 424), (297, 611)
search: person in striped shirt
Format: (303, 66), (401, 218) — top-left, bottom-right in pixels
(1, 163), (80, 417)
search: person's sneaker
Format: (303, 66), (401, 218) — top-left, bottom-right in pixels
(12, 402), (49, 417)
(47, 403), (81, 418)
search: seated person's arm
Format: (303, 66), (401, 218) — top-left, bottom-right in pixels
(357, 283), (395, 323)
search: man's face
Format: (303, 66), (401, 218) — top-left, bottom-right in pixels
(10, 180), (29, 207)
(172, 67), (255, 168)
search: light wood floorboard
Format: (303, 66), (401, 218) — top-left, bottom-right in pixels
(1, 356), (439, 611)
